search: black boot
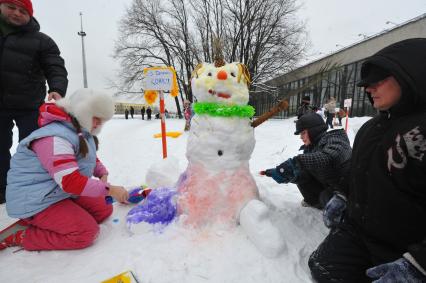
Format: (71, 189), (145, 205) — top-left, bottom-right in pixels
(0, 188), (5, 204)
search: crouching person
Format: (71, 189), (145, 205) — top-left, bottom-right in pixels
(309, 39), (426, 282)
(1, 89), (129, 251)
(263, 113), (351, 209)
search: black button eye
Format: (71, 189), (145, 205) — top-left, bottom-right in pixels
(218, 150), (223, 156)
(230, 72), (236, 77)
(208, 72), (212, 76)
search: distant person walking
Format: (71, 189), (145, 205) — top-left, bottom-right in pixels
(141, 106), (145, 120)
(337, 108), (346, 126)
(0, 0), (68, 204)
(296, 95), (314, 119)
(324, 97), (336, 129)
(146, 106), (152, 120)
(124, 108), (129, 120)
(129, 106), (134, 119)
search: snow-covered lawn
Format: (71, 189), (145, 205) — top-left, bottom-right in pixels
(0, 115), (370, 282)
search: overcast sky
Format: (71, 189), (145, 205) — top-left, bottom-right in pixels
(34, 0), (426, 96)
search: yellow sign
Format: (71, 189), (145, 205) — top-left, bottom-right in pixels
(143, 66), (179, 105)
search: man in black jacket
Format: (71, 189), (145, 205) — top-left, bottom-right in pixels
(296, 95), (314, 119)
(0, 0), (68, 204)
(309, 38), (426, 282)
(146, 106), (152, 120)
(141, 106), (145, 120)
(262, 113), (351, 209)
(130, 106), (134, 118)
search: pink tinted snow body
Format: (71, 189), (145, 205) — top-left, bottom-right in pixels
(177, 163), (258, 227)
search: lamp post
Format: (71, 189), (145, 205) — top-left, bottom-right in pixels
(386, 20), (398, 26)
(78, 12), (88, 88)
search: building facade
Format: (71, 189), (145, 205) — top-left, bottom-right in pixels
(250, 14), (426, 118)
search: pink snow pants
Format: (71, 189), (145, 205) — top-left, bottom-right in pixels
(22, 196), (112, 251)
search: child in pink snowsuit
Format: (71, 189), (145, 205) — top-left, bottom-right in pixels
(183, 100), (192, 131)
(1, 89), (129, 251)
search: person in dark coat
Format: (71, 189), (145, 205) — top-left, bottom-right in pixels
(324, 97), (337, 129)
(146, 106), (152, 120)
(262, 113), (351, 209)
(309, 38), (426, 283)
(129, 106), (134, 119)
(337, 108), (346, 126)
(124, 108), (129, 120)
(0, 0), (68, 204)
(141, 106), (145, 120)
(296, 95), (314, 119)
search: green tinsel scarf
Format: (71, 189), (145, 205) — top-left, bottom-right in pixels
(193, 102), (255, 118)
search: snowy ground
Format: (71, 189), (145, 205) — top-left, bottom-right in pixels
(0, 115), (370, 283)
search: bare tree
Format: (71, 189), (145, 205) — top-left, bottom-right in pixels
(222, 0), (306, 86)
(114, 0), (193, 116)
(113, 0), (307, 109)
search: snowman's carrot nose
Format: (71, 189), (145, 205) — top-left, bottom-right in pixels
(217, 70), (227, 80)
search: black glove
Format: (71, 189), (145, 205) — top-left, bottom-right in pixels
(264, 168), (287, 184)
(366, 257), (426, 282)
(276, 158), (300, 183)
(323, 193), (347, 228)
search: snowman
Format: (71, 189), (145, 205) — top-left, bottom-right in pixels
(174, 61), (285, 257)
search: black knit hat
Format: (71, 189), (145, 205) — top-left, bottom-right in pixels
(294, 113), (326, 135)
(302, 95), (311, 102)
(357, 63), (391, 87)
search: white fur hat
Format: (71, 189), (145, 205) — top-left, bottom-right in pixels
(56, 88), (115, 134)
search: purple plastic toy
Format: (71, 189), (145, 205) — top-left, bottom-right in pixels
(105, 187), (152, 205)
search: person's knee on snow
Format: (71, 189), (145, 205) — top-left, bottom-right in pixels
(66, 220), (100, 249)
(74, 196), (113, 224)
(308, 250), (324, 282)
(94, 203), (113, 224)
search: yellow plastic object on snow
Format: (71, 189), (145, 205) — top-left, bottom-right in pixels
(101, 270), (139, 283)
(153, 131), (182, 138)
